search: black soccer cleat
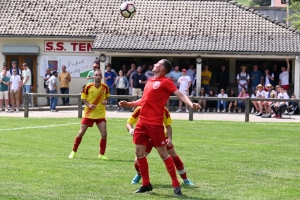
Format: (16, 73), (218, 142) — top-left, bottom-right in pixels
(134, 184), (153, 193)
(174, 186), (182, 196)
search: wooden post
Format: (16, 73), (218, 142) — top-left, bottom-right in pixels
(78, 94), (82, 118)
(245, 97), (250, 122)
(24, 93), (29, 118)
(189, 96), (194, 121)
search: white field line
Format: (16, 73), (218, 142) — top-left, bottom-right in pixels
(0, 123), (79, 131)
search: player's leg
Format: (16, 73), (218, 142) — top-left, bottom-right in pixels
(68, 123), (89, 158)
(131, 150), (150, 184)
(97, 120), (108, 159)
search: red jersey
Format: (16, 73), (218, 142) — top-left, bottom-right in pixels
(139, 76), (177, 125)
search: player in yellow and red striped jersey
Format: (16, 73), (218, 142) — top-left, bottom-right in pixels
(68, 69), (110, 160)
(127, 106), (194, 186)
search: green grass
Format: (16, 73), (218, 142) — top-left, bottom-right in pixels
(0, 117), (300, 200)
(236, 0), (251, 6)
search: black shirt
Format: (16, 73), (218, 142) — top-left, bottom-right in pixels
(131, 73), (147, 90)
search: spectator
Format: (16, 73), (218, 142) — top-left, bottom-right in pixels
(201, 65), (211, 95)
(131, 66), (147, 111)
(121, 64), (128, 75)
(207, 89), (217, 112)
(86, 62), (99, 83)
(43, 68), (52, 106)
(115, 70), (129, 111)
(9, 69), (22, 112)
(9, 61), (22, 78)
(105, 64), (117, 106)
(237, 86), (249, 113)
(0, 70), (10, 112)
(216, 65), (229, 93)
(198, 87), (207, 112)
(217, 88), (228, 113)
(262, 84), (276, 118)
(168, 66), (181, 106)
(1, 64), (11, 78)
(236, 66), (250, 94)
(251, 89), (258, 114)
(252, 84), (266, 116)
(279, 59), (290, 92)
(58, 65), (71, 106)
(263, 68), (275, 90)
(21, 63), (32, 107)
(141, 63), (147, 73)
(271, 63), (280, 85)
(275, 85), (281, 96)
(144, 64), (154, 80)
(126, 63), (137, 95)
(250, 65), (263, 93)
(47, 71), (59, 112)
(271, 87), (289, 118)
(227, 89), (237, 113)
(176, 69), (191, 113)
(186, 64), (195, 95)
(285, 93), (298, 115)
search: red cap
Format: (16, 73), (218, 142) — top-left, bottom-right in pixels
(182, 69), (186, 72)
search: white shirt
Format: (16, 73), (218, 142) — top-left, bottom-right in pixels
(217, 93), (228, 104)
(47, 75), (57, 91)
(117, 77), (126, 89)
(256, 90), (266, 98)
(279, 71), (289, 85)
(1, 70), (11, 78)
(277, 92), (289, 105)
(144, 70), (154, 79)
(236, 72), (250, 88)
(44, 73), (51, 85)
(10, 75), (21, 91)
(178, 75), (191, 91)
(22, 69), (32, 85)
(264, 73), (274, 86)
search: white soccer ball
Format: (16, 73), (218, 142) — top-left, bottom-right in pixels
(120, 2), (136, 19)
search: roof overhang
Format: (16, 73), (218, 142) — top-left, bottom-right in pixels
(2, 46), (40, 55)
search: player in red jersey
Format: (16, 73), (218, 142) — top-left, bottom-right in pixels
(68, 69), (110, 159)
(119, 59), (200, 196)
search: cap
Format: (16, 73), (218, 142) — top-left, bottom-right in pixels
(182, 69), (187, 72)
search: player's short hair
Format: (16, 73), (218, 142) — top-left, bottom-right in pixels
(161, 59), (172, 74)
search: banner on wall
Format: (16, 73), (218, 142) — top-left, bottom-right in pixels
(39, 55), (98, 78)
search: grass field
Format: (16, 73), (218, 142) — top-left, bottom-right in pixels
(236, 0), (251, 6)
(1, 117), (300, 200)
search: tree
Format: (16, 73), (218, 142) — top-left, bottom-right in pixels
(288, 0), (300, 30)
(249, 0), (271, 6)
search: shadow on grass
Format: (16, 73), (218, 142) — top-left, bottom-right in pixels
(73, 157), (133, 162)
(148, 192), (214, 200)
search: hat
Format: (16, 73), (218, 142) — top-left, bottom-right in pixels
(256, 84), (263, 89)
(266, 84), (274, 89)
(12, 61), (17, 64)
(240, 66), (247, 69)
(52, 70), (58, 74)
(182, 69), (187, 72)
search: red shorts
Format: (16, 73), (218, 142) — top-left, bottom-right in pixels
(145, 139), (174, 153)
(81, 118), (106, 127)
(281, 85), (289, 91)
(134, 122), (167, 147)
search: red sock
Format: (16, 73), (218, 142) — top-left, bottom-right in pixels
(100, 139), (106, 155)
(137, 157), (150, 186)
(134, 160), (141, 175)
(72, 136), (82, 152)
(173, 155), (187, 180)
(164, 156), (180, 188)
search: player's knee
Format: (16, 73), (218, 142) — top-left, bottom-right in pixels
(101, 131), (107, 138)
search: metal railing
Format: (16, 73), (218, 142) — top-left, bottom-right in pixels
(24, 93), (299, 122)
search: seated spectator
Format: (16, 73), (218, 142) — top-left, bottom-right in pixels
(227, 89), (237, 113)
(271, 87), (289, 118)
(252, 84), (266, 116)
(237, 86), (249, 113)
(251, 89), (258, 114)
(217, 88), (228, 113)
(207, 89), (217, 112)
(284, 93), (298, 115)
(261, 84), (276, 118)
(198, 87), (207, 112)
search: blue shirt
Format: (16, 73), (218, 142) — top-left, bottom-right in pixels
(250, 70), (262, 86)
(169, 71), (182, 86)
(105, 71), (116, 87)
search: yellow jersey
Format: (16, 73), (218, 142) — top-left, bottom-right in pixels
(81, 82), (110, 119)
(201, 70), (211, 85)
(127, 106), (172, 137)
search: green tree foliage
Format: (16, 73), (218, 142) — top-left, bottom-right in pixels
(249, 0), (271, 6)
(288, 1), (300, 30)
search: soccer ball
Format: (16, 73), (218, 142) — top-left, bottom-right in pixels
(120, 2), (136, 19)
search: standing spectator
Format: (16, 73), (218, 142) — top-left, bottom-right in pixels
(48, 71), (59, 112)
(9, 69), (22, 112)
(176, 69), (191, 113)
(141, 63), (147, 73)
(43, 68), (52, 106)
(131, 66), (147, 111)
(0, 70), (10, 112)
(250, 65), (263, 93)
(21, 63), (32, 107)
(105, 63), (117, 77)
(86, 62), (99, 83)
(168, 66), (181, 106)
(186, 64), (195, 95)
(263, 68), (275, 90)
(58, 65), (71, 106)
(198, 87), (207, 112)
(236, 66), (250, 93)
(279, 59), (290, 91)
(271, 87), (289, 118)
(216, 65), (229, 93)
(217, 88), (228, 113)
(201, 65), (211, 95)
(126, 63), (137, 95)
(206, 89), (217, 112)
(237, 87), (249, 113)
(105, 64), (116, 106)
(252, 84), (266, 116)
(9, 61), (21, 78)
(1, 64), (11, 78)
(227, 89), (237, 113)
(144, 64), (154, 80)
(115, 70), (129, 111)
(122, 64), (128, 75)
(271, 63), (280, 85)
(68, 70), (110, 160)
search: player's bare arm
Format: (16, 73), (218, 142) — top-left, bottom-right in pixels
(126, 123), (135, 136)
(166, 125), (173, 147)
(174, 90), (201, 110)
(119, 98), (142, 107)
(101, 98), (109, 105)
(82, 99), (96, 109)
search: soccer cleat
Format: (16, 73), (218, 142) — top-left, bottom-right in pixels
(68, 151), (76, 158)
(98, 154), (108, 160)
(173, 186), (182, 196)
(135, 184), (153, 193)
(183, 179), (194, 186)
(131, 174), (141, 184)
